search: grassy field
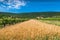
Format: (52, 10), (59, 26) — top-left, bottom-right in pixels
(40, 20), (60, 26)
(39, 18), (60, 26)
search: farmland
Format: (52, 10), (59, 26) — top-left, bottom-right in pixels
(0, 12), (60, 40)
(39, 17), (60, 26)
(0, 19), (60, 40)
(0, 12), (60, 28)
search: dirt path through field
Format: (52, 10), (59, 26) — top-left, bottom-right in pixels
(0, 19), (60, 40)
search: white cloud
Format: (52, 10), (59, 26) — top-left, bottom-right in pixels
(0, 0), (4, 2)
(0, 0), (26, 9)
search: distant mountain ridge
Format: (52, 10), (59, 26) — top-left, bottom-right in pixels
(0, 12), (60, 18)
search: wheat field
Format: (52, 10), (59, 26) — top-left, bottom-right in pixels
(0, 19), (60, 40)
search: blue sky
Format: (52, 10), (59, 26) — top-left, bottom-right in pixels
(0, 0), (60, 13)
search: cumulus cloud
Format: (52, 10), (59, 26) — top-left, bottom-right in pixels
(0, 0), (26, 9)
(0, 0), (4, 2)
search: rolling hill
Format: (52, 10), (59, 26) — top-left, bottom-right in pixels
(0, 12), (60, 28)
(0, 12), (60, 18)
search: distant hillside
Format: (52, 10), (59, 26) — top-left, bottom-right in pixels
(0, 12), (60, 27)
(0, 12), (60, 18)
(18, 12), (60, 18)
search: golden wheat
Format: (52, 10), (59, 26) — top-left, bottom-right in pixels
(0, 19), (60, 40)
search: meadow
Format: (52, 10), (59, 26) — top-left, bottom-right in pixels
(39, 18), (60, 26)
